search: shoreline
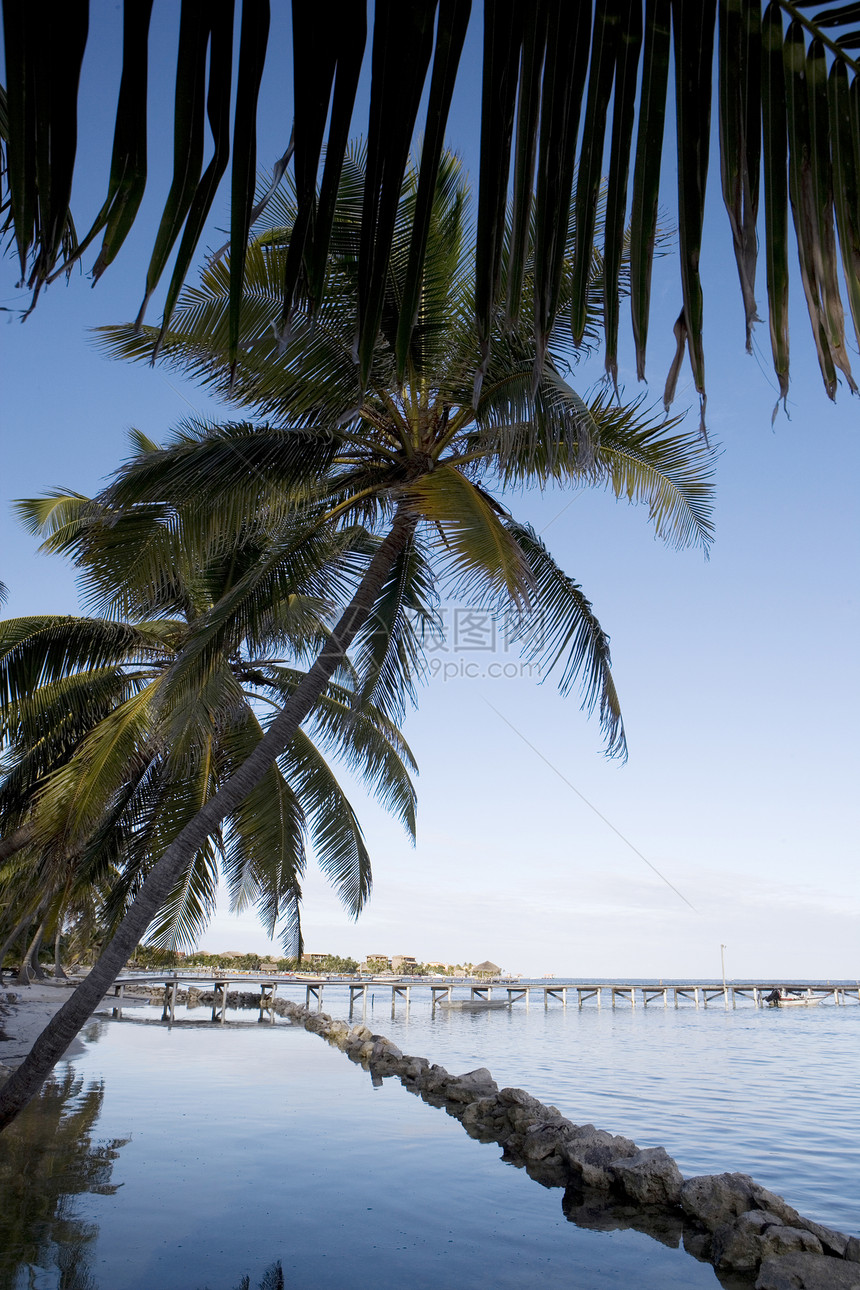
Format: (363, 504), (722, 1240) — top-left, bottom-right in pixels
(0, 980), (89, 1075)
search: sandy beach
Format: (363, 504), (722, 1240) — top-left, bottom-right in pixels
(0, 979), (87, 1076)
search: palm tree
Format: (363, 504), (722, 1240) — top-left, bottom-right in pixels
(0, 494), (417, 987)
(2, 3), (858, 406)
(0, 147), (713, 1130)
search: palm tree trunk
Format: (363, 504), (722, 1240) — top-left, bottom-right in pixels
(53, 925), (67, 979)
(0, 507), (415, 1131)
(0, 905), (42, 974)
(16, 920), (46, 985)
(0, 823), (35, 863)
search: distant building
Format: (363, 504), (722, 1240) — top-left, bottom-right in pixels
(473, 960), (501, 979)
(391, 954), (417, 972)
(365, 954), (390, 971)
(302, 952), (333, 966)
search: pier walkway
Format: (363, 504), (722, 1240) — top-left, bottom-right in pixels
(111, 974), (860, 1019)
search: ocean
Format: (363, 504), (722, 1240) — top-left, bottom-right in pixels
(1, 980), (857, 1289)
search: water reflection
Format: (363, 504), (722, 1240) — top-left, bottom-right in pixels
(0, 1038), (128, 1290)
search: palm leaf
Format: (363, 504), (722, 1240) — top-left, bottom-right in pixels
(405, 466), (533, 609)
(504, 520), (626, 759)
(347, 532), (440, 722)
(277, 729), (372, 917)
(6, 3), (860, 408)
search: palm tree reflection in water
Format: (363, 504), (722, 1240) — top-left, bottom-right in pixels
(0, 1030), (127, 1290)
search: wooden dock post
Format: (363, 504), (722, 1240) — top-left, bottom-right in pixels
(259, 983), (276, 1024)
(161, 978), (179, 1023)
(211, 979), (229, 1023)
(391, 984), (411, 1015)
(348, 983), (368, 1015)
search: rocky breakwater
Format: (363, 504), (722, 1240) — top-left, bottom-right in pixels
(276, 999), (859, 1290)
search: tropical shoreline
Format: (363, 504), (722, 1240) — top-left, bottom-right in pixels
(0, 980), (87, 1075)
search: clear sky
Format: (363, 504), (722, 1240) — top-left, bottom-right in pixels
(1, 7), (857, 980)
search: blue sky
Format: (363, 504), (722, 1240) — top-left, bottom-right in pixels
(1, 6), (858, 979)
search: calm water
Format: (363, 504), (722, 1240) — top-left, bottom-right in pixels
(1, 982), (857, 1290)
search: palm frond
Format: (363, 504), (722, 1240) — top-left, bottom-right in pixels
(6, 4), (860, 406)
(347, 532), (440, 723)
(405, 466), (533, 610)
(277, 729), (373, 918)
(504, 520), (626, 760)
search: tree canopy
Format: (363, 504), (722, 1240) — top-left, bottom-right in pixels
(2, 2), (859, 412)
(0, 142), (716, 1129)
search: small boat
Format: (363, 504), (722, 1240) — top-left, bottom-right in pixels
(766, 988), (821, 1008)
(436, 999), (510, 1011)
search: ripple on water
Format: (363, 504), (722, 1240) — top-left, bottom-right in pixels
(337, 987), (860, 1235)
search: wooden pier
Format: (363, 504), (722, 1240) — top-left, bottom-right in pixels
(340, 980), (860, 1014)
(111, 974), (860, 1021)
(109, 975), (280, 1024)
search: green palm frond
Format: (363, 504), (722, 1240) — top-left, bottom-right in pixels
(406, 467), (534, 610)
(218, 710), (306, 953)
(144, 841), (221, 953)
(31, 681), (158, 849)
(8, 4), (860, 405)
(104, 419), (338, 520)
(347, 532), (440, 723)
(283, 674), (419, 839)
(0, 617), (167, 706)
(277, 729), (373, 918)
(587, 395), (716, 551)
(504, 521), (626, 760)
(473, 381), (715, 553)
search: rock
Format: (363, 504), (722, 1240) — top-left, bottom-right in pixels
(680, 1173), (756, 1231)
(444, 1068), (499, 1104)
(461, 1097), (507, 1140)
(796, 1222), (851, 1260)
(304, 1015), (330, 1034)
(761, 1228), (824, 1260)
(712, 1211), (786, 1272)
(417, 1064), (451, 1095)
(350, 1024), (373, 1040)
(397, 1055), (430, 1082)
(847, 1238), (860, 1264)
(750, 1185), (804, 1226)
(755, 1252), (860, 1289)
(345, 1038), (374, 1063)
(562, 1128), (638, 1190)
(370, 1038), (403, 1063)
(609, 1146), (684, 1207)
(520, 1119), (576, 1162)
(498, 1087), (543, 1110)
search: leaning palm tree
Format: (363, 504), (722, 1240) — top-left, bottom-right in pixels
(0, 147), (713, 1129)
(3, 3), (858, 407)
(0, 495), (417, 980)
